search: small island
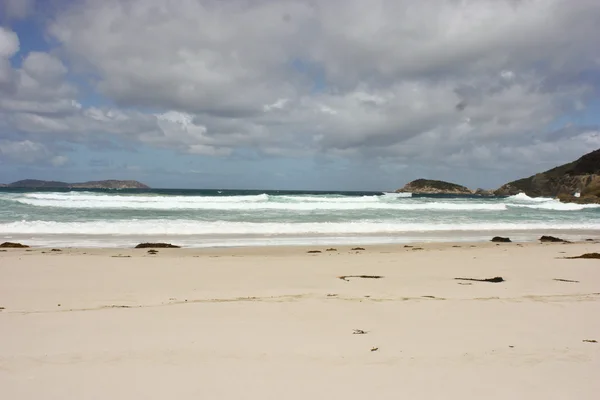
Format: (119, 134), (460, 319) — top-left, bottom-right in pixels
(1, 179), (150, 189)
(396, 179), (473, 195)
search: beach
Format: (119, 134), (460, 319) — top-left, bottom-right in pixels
(1, 241), (599, 399)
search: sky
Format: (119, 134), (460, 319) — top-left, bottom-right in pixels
(0, 0), (599, 190)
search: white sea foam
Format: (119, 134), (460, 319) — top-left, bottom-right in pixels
(15, 197), (506, 211)
(505, 193), (555, 202)
(276, 195), (382, 203)
(509, 202), (600, 211)
(382, 192), (412, 198)
(503, 192), (600, 210)
(21, 192), (270, 203)
(3, 191), (505, 211)
(1, 219), (598, 235)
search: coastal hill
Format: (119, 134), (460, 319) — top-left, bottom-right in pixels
(396, 179), (473, 195)
(494, 148), (600, 202)
(2, 179), (150, 189)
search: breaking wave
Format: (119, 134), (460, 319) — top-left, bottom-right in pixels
(11, 191), (504, 211)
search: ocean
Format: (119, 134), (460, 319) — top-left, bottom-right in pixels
(1, 188), (599, 248)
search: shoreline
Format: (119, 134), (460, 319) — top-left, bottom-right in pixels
(2, 229), (599, 250)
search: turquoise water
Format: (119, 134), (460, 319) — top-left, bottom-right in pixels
(1, 188), (599, 247)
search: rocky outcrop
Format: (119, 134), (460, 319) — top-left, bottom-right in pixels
(396, 179), (473, 194)
(494, 149), (600, 203)
(135, 243), (180, 248)
(7, 179), (149, 189)
(0, 242), (29, 248)
(474, 188), (494, 196)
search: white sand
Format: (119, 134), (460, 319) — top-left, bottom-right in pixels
(1, 242), (599, 399)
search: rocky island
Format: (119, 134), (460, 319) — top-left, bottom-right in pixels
(396, 179), (473, 195)
(2, 179), (150, 189)
(494, 148), (600, 203)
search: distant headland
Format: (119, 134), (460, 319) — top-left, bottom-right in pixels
(395, 148), (600, 203)
(0, 179), (150, 189)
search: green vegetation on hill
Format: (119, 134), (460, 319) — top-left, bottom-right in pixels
(407, 179), (469, 191)
(396, 179), (472, 194)
(495, 148), (600, 201)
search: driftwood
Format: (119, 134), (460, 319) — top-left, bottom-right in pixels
(553, 278), (579, 283)
(454, 276), (504, 283)
(338, 275), (383, 282)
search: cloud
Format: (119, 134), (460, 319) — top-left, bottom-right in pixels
(0, 0), (35, 21)
(0, 139), (68, 166)
(0, 1), (599, 186)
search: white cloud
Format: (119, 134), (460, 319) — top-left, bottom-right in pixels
(0, 1), (598, 185)
(51, 155), (68, 166)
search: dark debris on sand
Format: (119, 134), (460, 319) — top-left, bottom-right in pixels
(540, 235), (570, 243)
(307, 250), (321, 253)
(491, 237), (511, 243)
(338, 275), (383, 282)
(351, 247), (366, 251)
(554, 278), (579, 283)
(564, 253), (600, 259)
(0, 242), (29, 248)
(455, 276), (505, 283)
(135, 243), (181, 248)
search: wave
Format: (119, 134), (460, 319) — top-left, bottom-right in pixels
(20, 192), (270, 203)
(14, 198), (506, 211)
(382, 192), (412, 198)
(1, 219), (598, 235)
(508, 203), (600, 211)
(503, 193), (600, 210)
(505, 193), (555, 202)
(9, 191), (503, 211)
